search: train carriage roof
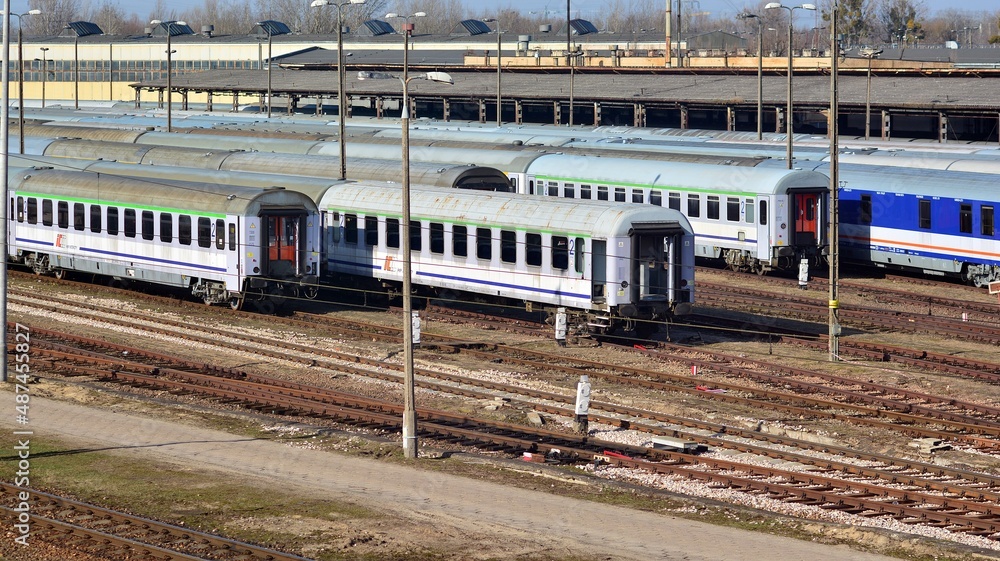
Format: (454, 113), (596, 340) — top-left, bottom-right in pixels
(8, 167), (318, 216)
(319, 183), (692, 239)
(525, 154), (830, 196)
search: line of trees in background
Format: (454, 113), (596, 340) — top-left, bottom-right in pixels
(20, 0), (1000, 50)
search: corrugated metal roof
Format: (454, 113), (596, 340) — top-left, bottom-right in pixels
(455, 20), (492, 36)
(151, 21), (194, 37)
(359, 20), (395, 37)
(60, 21), (103, 38)
(251, 20), (291, 37)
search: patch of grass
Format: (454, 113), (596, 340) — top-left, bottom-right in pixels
(2, 436), (381, 554)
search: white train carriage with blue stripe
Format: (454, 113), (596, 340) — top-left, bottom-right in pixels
(8, 167), (321, 310)
(319, 183), (695, 335)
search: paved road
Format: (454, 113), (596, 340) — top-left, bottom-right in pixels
(4, 397), (902, 561)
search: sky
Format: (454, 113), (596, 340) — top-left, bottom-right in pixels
(5, 0), (997, 22)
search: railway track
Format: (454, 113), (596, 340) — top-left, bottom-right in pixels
(13, 272), (1000, 543)
(0, 483), (311, 560)
(20, 326), (1000, 542)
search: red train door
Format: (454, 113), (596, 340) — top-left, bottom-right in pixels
(793, 192), (819, 246)
(266, 214), (301, 277)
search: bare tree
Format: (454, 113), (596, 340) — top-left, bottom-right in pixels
(27, 0), (81, 35)
(876, 0), (925, 44)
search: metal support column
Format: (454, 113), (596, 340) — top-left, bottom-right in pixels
(633, 103), (646, 127)
(881, 110), (890, 140)
(515, 100), (523, 124)
(938, 112), (948, 143)
(727, 106), (736, 131)
(679, 105), (689, 129)
(478, 99), (486, 122)
(593, 102), (601, 126)
(554, 101), (562, 125)
(442, 98), (450, 121)
(776, 107), (785, 133)
(376, 96), (384, 118)
(206, 92), (213, 111)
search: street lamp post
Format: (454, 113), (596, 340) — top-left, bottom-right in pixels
(73, 33), (78, 109)
(765, 2), (816, 169)
(37, 47), (48, 108)
(482, 17), (502, 126)
(359, 68), (454, 460)
(828, 11), (840, 362)
(150, 20), (184, 133)
(860, 47), (882, 141)
(739, 12), (763, 140)
(3, 9), (40, 153)
(310, 0), (366, 180)
(255, 22), (273, 118)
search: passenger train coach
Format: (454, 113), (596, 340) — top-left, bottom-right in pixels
(9, 157), (695, 335)
(8, 166), (321, 310)
(18, 125), (828, 277)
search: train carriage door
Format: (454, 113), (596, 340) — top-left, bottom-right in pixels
(793, 192), (819, 246)
(591, 240), (606, 303)
(631, 225), (678, 304)
(756, 197), (771, 262)
(263, 211), (306, 278)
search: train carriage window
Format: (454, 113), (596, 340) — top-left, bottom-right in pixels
(547, 182), (558, 197)
(500, 230), (516, 263)
(15, 196), (23, 223)
(74, 203), (86, 231)
(528, 180), (535, 195)
(476, 228), (492, 260)
(365, 216), (379, 246)
(918, 199), (930, 229)
(744, 198), (755, 224)
(707, 196), (720, 220)
(410, 220), (421, 252)
(107, 207), (119, 236)
(42, 200), (52, 226)
(759, 200), (768, 226)
(727, 197), (740, 222)
(178, 215), (191, 245)
(344, 214), (358, 245)
(197, 217), (211, 247)
(564, 183), (575, 198)
(614, 187), (626, 202)
(58, 201), (69, 229)
(159, 213), (172, 242)
(668, 192), (681, 211)
(141, 211), (154, 240)
(90, 205), (102, 233)
(960, 204), (973, 234)
(124, 209), (136, 237)
(430, 222), (444, 254)
(227, 222), (236, 251)
(27, 198), (37, 224)
(982, 206), (995, 237)
(526, 233), (542, 266)
(631, 189), (644, 204)
(581, 184), (592, 199)
(386, 218), (400, 248)
(687, 194), (701, 218)
(597, 186), (609, 201)
(649, 191), (662, 206)
(453, 225), (468, 256)
(552, 236), (569, 270)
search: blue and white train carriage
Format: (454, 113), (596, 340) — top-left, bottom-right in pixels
(8, 167), (321, 309)
(319, 183), (695, 335)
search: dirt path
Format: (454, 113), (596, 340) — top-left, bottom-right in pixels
(4, 396), (903, 561)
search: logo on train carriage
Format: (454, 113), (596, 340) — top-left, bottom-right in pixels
(55, 234), (63, 247)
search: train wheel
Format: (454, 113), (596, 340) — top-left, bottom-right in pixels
(229, 297), (245, 311)
(302, 285), (320, 300)
(53, 269), (66, 280)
